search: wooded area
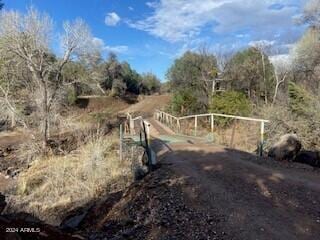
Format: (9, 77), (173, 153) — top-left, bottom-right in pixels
(0, 7), (162, 149)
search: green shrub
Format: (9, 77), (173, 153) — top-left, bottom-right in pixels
(66, 87), (77, 106)
(288, 81), (312, 116)
(210, 91), (252, 126)
(171, 89), (202, 116)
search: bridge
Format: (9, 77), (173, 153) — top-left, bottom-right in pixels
(118, 107), (320, 239)
(122, 109), (270, 161)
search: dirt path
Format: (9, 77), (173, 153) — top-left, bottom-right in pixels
(121, 95), (171, 117)
(148, 119), (320, 240)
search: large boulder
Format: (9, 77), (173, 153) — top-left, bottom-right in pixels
(268, 134), (302, 161)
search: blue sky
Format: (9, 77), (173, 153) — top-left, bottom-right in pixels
(3, 0), (307, 81)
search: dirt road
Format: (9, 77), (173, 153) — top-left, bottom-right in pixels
(121, 95), (171, 117)
(147, 119), (320, 240)
(157, 144), (319, 239)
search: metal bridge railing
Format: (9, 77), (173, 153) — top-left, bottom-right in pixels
(120, 113), (155, 171)
(155, 110), (270, 156)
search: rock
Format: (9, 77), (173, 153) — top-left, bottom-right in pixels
(6, 167), (14, 176)
(60, 210), (88, 230)
(134, 166), (148, 181)
(268, 134), (302, 161)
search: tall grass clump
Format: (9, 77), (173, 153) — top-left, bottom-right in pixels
(6, 132), (135, 225)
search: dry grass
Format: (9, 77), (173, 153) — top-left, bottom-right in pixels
(214, 121), (260, 152)
(259, 105), (320, 151)
(6, 132), (136, 225)
(177, 117), (261, 152)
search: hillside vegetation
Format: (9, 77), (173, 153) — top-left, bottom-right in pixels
(166, 14), (320, 154)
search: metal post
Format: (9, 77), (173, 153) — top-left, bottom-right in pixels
(143, 121), (152, 171)
(195, 116), (198, 136)
(211, 114), (214, 142)
(120, 124), (123, 161)
(146, 122), (151, 146)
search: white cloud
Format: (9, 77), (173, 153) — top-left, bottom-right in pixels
(92, 37), (105, 48)
(236, 34), (249, 38)
(128, 0), (302, 43)
(104, 45), (129, 53)
(249, 40), (276, 47)
(93, 37), (128, 54)
(128, 6), (134, 11)
(105, 12), (121, 26)
(146, 1), (159, 8)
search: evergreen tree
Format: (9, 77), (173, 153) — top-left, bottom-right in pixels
(288, 82), (312, 116)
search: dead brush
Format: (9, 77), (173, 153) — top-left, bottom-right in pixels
(16, 139), (43, 164)
(5, 131), (135, 225)
(259, 105), (320, 151)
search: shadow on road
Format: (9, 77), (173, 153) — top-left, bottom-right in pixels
(156, 144), (320, 240)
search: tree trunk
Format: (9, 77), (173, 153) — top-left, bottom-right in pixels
(11, 111), (16, 128)
(261, 53), (268, 104)
(0, 87), (17, 129)
(42, 81), (49, 150)
(272, 73), (287, 105)
(97, 84), (106, 95)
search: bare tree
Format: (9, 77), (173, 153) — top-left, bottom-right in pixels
(213, 47), (234, 73)
(0, 50), (30, 129)
(250, 40), (274, 104)
(0, 8), (95, 148)
(270, 55), (291, 104)
(197, 46), (219, 106)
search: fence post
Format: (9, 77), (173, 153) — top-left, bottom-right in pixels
(177, 118), (181, 133)
(211, 114), (214, 142)
(260, 121), (265, 157)
(194, 116), (198, 136)
(211, 114), (214, 134)
(119, 124), (123, 161)
(130, 115), (134, 135)
(143, 121), (152, 171)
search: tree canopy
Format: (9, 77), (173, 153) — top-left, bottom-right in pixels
(140, 73), (161, 95)
(167, 51), (218, 113)
(224, 47), (275, 104)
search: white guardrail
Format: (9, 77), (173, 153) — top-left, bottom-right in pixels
(154, 110), (270, 155)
